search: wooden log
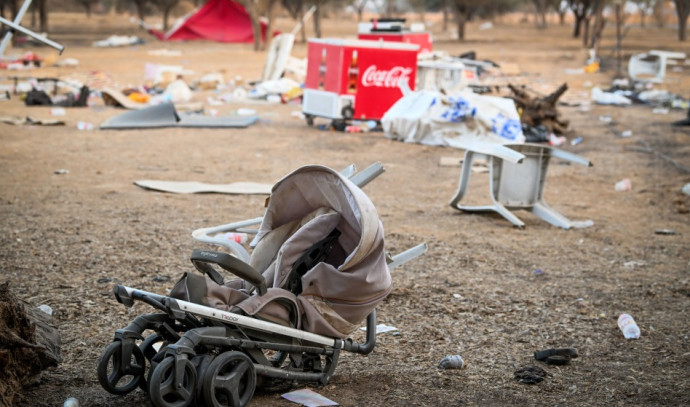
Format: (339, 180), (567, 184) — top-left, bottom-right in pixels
(0, 282), (61, 407)
(509, 83), (570, 135)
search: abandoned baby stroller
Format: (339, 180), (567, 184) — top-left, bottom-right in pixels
(97, 163), (426, 407)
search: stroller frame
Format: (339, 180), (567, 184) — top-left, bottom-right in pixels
(97, 162), (426, 407)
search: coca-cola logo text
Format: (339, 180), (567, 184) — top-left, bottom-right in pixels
(361, 65), (412, 88)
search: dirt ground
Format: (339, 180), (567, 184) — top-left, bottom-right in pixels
(1, 11), (689, 407)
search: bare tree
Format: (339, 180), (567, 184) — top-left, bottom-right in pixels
(312, 0), (325, 38)
(350, 0), (370, 22)
(632, 0), (654, 27)
(132, 0), (150, 22)
(568, 0), (593, 37)
(152, 0), (179, 31)
(675, 0), (689, 40)
(533, 0), (548, 29)
(283, 0), (308, 42)
(451, 0), (479, 41)
(75, 0), (99, 17)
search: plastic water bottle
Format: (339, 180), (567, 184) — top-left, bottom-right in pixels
(617, 313), (641, 339)
(63, 397), (79, 407)
(219, 232), (248, 244)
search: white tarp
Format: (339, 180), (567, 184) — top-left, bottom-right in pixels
(381, 89), (525, 149)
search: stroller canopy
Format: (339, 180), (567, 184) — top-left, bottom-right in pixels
(253, 165), (391, 337)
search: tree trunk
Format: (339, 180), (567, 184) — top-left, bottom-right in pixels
(442, 0), (448, 31)
(534, 0), (547, 29)
(134, 0), (146, 21)
(639, 9), (646, 28)
(456, 10), (466, 40)
(674, 0), (689, 41)
(558, 10), (566, 25)
(263, 0), (278, 50)
(38, 0), (47, 33)
(588, 0), (605, 49)
(84, 2), (92, 17)
(573, 13), (585, 36)
(313, 0), (322, 38)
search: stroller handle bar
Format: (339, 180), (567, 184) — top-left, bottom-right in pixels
(114, 284), (379, 354)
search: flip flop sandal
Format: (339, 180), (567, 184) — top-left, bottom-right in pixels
(534, 348), (579, 365)
(514, 366), (547, 384)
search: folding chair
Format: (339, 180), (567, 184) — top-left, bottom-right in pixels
(449, 143), (592, 229)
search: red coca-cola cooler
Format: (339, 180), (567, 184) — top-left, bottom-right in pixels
(302, 38), (419, 125)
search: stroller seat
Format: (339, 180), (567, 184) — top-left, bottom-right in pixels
(97, 163), (425, 407)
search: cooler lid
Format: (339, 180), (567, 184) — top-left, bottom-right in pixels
(309, 38), (419, 51)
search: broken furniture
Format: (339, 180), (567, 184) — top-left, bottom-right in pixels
(0, 0), (64, 57)
(100, 102), (256, 129)
(628, 50), (686, 84)
(449, 143), (592, 229)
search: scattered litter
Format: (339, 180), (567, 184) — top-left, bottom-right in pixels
(38, 305), (53, 316)
(548, 133), (566, 146)
(534, 348), (578, 365)
(53, 169), (69, 175)
(514, 366), (547, 384)
(591, 87), (632, 105)
(237, 108), (257, 116)
(614, 178), (632, 192)
(652, 107), (669, 115)
(654, 229), (676, 235)
(681, 183), (690, 195)
(533, 269), (545, 276)
(147, 49), (182, 57)
(438, 354), (464, 369)
(281, 389), (338, 407)
(54, 58), (79, 68)
(50, 107), (66, 116)
(623, 260), (646, 268)
(479, 22), (493, 30)
(63, 397), (79, 407)
(134, 180), (271, 195)
(598, 114), (612, 123)
(0, 116), (65, 126)
(360, 324), (397, 334)
(93, 35), (145, 47)
(290, 110), (305, 119)
(618, 313), (641, 339)
(152, 275), (171, 282)
(570, 220), (594, 229)
(570, 136), (583, 146)
(100, 103), (256, 129)
(620, 130), (632, 138)
(77, 121), (94, 131)
(97, 277), (113, 283)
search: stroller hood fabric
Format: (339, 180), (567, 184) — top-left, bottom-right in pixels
(172, 165), (391, 339)
(252, 165), (391, 338)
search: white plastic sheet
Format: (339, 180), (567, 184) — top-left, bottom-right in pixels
(381, 89), (525, 149)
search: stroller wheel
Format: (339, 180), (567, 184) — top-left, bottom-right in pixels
(140, 333), (165, 361)
(202, 351), (256, 407)
(148, 355), (197, 407)
(96, 341), (146, 395)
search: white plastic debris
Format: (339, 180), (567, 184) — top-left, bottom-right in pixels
(615, 178), (632, 192)
(682, 183), (690, 196)
(38, 304), (53, 316)
(438, 354), (465, 369)
(63, 397), (79, 407)
(618, 314), (641, 339)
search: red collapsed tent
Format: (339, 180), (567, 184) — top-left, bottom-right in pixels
(148, 0), (267, 43)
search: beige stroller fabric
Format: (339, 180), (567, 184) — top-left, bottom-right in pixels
(172, 165), (391, 339)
